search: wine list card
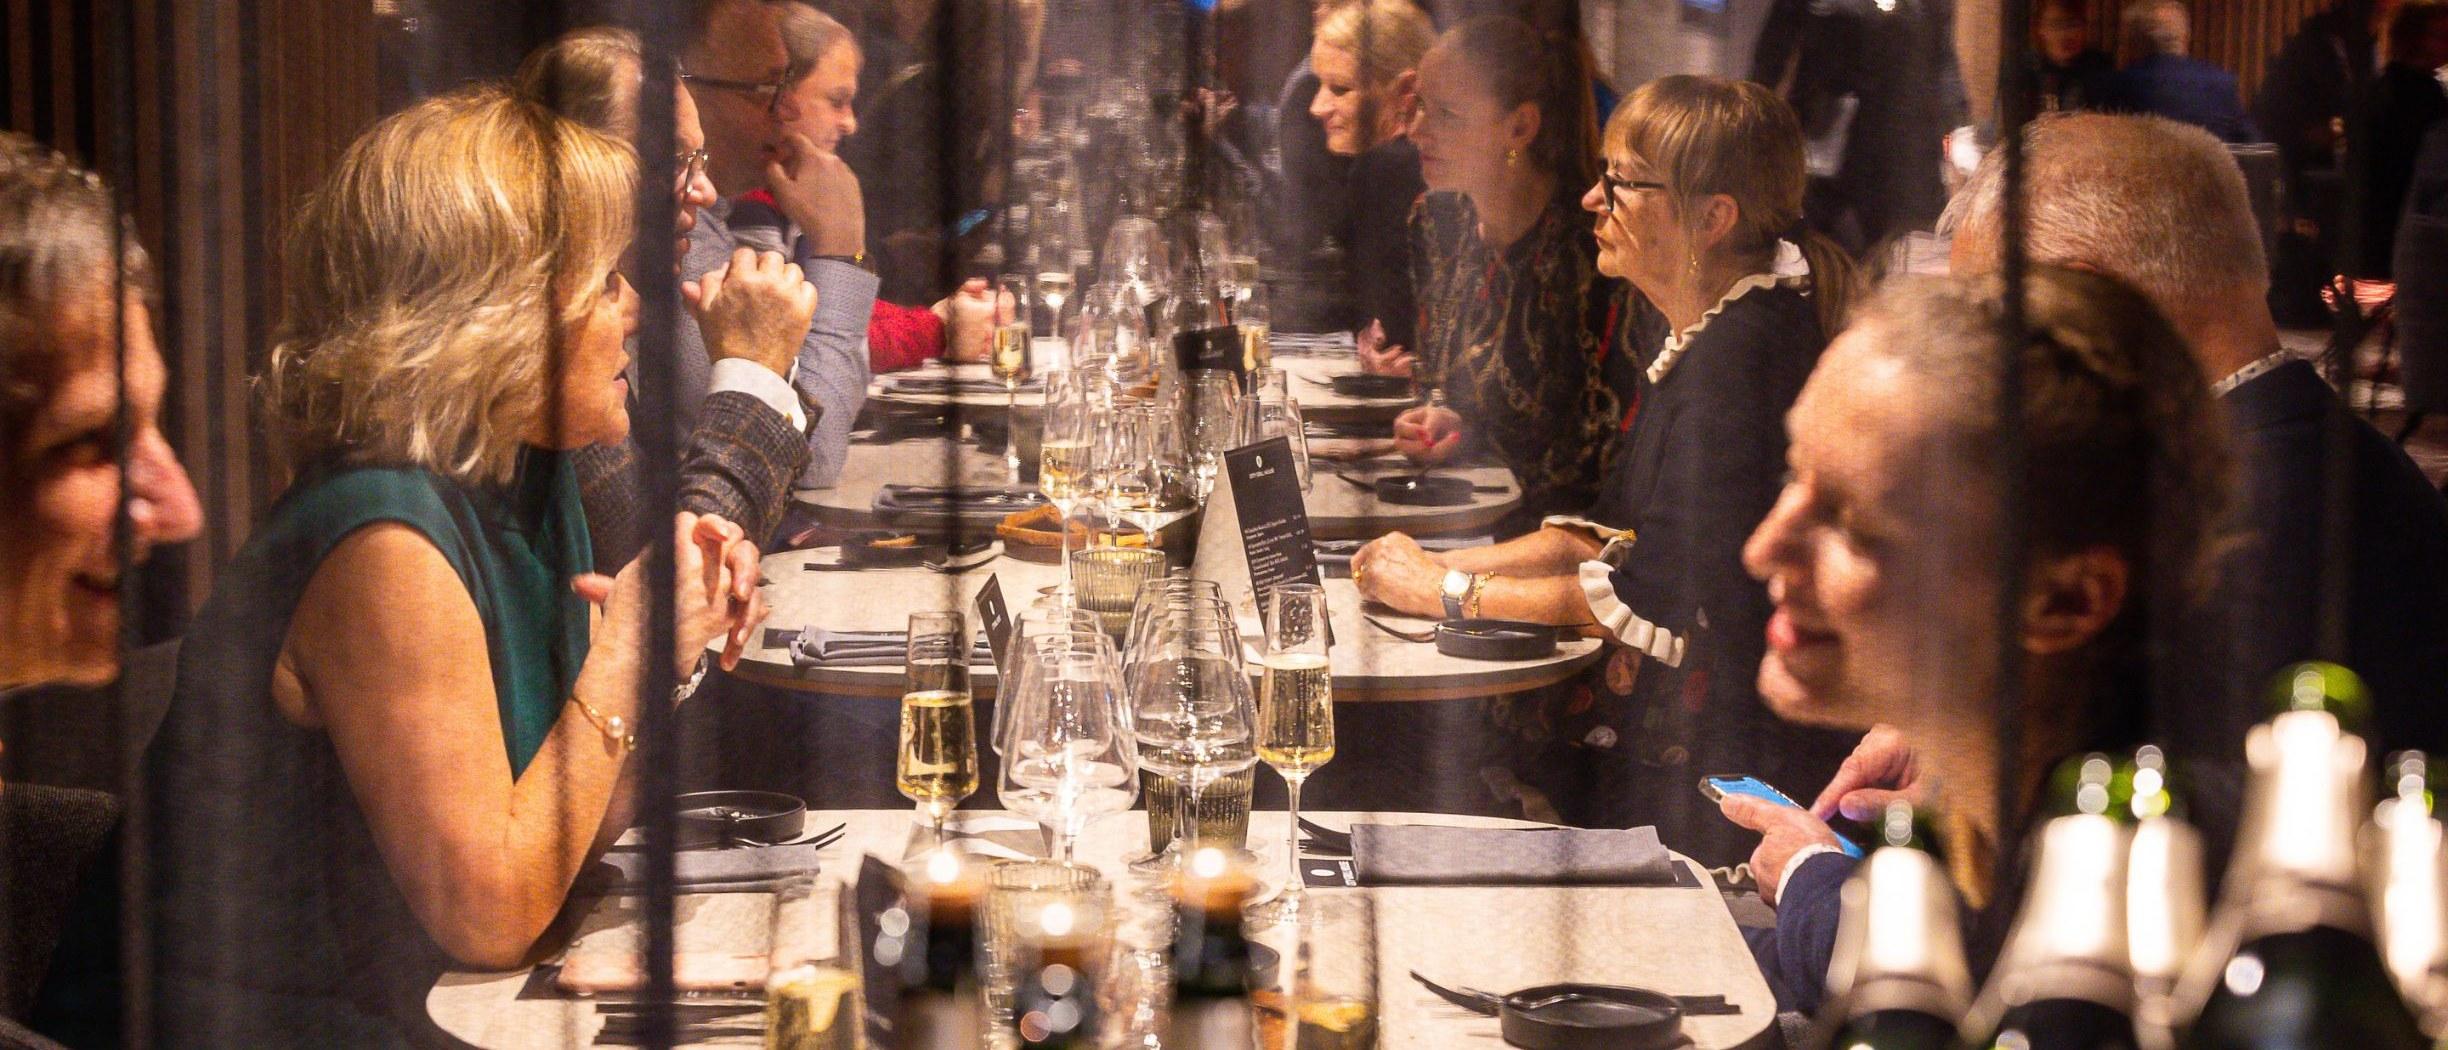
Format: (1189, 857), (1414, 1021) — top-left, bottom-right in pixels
(1172, 324), (1246, 380)
(974, 574), (1013, 672)
(1192, 436), (1323, 621)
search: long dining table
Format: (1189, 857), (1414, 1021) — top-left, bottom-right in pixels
(425, 810), (1779, 1049)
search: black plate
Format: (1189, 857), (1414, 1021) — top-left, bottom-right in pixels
(1434, 619), (1559, 661)
(1375, 473), (1475, 506)
(840, 531), (942, 567)
(674, 790), (807, 850)
(1330, 373), (1416, 399)
(1498, 984), (1683, 1050)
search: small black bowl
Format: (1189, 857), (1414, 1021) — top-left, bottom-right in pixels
(674, 790), (807, 850)
(1375, 473), (1475, 506)
(1497, 983), (1684, 1050)
(1434, 619), (1560, 661)
(1331, 373), (1417, 399)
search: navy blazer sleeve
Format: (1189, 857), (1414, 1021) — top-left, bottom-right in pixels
(1748, 851), (1857, 1016)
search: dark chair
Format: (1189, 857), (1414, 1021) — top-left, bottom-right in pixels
(2228, 143), (2288, 261)
(2392, 213), (2448, 442)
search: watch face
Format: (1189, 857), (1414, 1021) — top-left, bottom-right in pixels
(1443, 570), (1471, 599)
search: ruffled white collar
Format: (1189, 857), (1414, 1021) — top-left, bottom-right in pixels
(1646, 240), (1812, 386)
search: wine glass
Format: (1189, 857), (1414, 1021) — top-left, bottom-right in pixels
(899, 611), (979, 852)
(997, 644), (1140, 864)
(1236, 286), (1273, 373)
(1246, 583), (1333, 923)
(994, 275), (1036, 481)
(1103, 216), (1171, 310)
(1040, 369), (1101, 595)
(1185, 370), (1245, 501)
(994, 604), (1102, 756)
(1129, 604), (1258, 875)
(1190, 211), (1234, 298)
(1240, 390), (1312, 491)
(1033, 238), (1077, 340)
(1101, 402), (1179, 542)
(1247, 891), (1380, 1048)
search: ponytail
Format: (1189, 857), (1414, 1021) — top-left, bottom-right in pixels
(1438, 15), (1601, 189)
(1795, 228), (1858, 339)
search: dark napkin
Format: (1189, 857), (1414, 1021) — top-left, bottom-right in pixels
(1349, 824), (1676, 886)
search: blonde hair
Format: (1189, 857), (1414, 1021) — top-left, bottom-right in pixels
(262, 84), (636, 486)
(1939, 114), (2267, 317)
(513, 26), (643, 137)
(1605, 75), (1858, 337)
(1315, 0), (1434, 146)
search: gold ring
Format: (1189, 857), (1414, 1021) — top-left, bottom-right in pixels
(1353, 563), (1368, 590)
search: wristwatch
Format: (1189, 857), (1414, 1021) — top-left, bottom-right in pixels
(1441, 569), (1473, 619)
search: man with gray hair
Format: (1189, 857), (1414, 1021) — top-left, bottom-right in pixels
(1945, 112), (2448, 847)
(2098, 0), (2258, 142)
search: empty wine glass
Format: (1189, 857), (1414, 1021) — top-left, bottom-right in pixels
(997, 644), (1140, 864)
(994, 604), (1102, 756)
(1240, 392), (1312, 491)
(1040, 369), (1104, 595)
(1185, 371), (1245, 500)
(1128, 604), (1258, 875)
(1246, 583), (1333, 923)
(1103, 216), (1171, 309)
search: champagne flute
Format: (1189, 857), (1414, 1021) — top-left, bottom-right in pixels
(1034, 237), (1077, 339)
(994, 275), (1036, 482)
(1237, 287), (1273, 373)
(997, 644), (1139, 864)
(1186, 370), (1245, 501)
(1246, 583), (1333, 923)
(899, 611), (979, 852)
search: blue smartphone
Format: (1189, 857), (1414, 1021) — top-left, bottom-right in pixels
(1700, 774), (1866, 858)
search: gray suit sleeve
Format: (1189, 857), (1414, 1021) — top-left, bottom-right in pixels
(792, 258), (878, 489)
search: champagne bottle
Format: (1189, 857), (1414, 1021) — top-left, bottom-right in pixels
(2176, 663), (2428, 1049)
(1965, 754), (2144, 1050)
(2374, 751), (2448, 1036)
(1814, 802), (1975, 1050)
(1167, 852), (1261, 1050)
(898, 858), (985, 1050)
(2125, 748), (2210, 1047)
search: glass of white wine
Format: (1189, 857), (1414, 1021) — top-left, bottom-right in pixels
(1034, 261), (1076, 339)
(1039, 369), (1099, 598)
(899, 611), (979, 852)
(994, 274), (1035, 481)
(1246, 582), (1333, 923)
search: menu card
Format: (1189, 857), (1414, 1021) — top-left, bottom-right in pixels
(974, 574), (1013, 673)
(1172, 324), (1245, 380)
(1191, 436), (1322, 617)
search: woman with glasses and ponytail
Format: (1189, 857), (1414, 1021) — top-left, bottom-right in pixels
(1355, 77), (1860, 860)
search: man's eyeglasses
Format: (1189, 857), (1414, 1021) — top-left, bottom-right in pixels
(673, 147), (710, 195)
(1600, 171), (1669, 214)
(680, 61), (798, 117)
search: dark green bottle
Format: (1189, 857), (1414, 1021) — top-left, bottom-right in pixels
(2374, 751), (2448, 1036)
(898, 870), (986, 1050)
(1814, 802), (1975, 1050)
(1966, 754), (2144, 1050)
(1166, 862), (1260, 1050)
(2177, 663), (2427, 1050)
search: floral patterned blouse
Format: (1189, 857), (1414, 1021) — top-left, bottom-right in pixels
(1410, 190), (1622, 520)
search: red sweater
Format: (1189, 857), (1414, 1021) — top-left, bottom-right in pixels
(737, 189), (942, 373)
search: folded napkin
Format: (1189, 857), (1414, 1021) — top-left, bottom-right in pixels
(872, 485), (1048, 525)
(1269, 332), (1358, 357)
(583, 839), (826, 894)
(1349, 823), (1675, 886)
(790, 628), (994, 668)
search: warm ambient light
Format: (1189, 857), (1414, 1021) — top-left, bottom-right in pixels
(926, 849), (963, 886)
(1039, 901), (1077, 938)
(1190, 847), (1229, 879)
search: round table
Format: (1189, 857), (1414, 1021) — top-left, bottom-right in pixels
(864, 352), (1418, 426)
(426, 809), (1777, 1050)
(729, 552), (1602, 701)
(797, 437), (1519, 541)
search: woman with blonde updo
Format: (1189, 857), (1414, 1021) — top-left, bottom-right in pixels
(1307, 0), (1435, 354)
(146, 85), (759, 1047)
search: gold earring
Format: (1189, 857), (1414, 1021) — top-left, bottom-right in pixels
(1505, 148), (1521, 166)
(1688, 252), (1700, 275)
